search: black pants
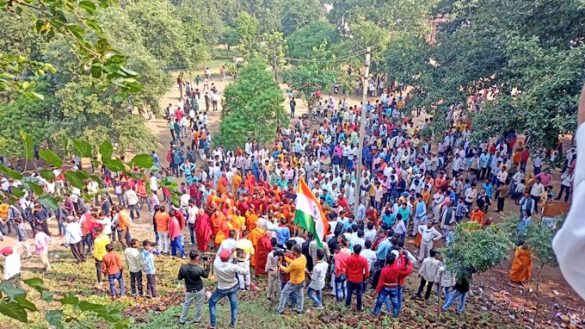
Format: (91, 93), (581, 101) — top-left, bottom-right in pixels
(497, 197), (505, 212)
(70, 241), (86, 262)
(130, 271), (143, 296)
(370, 260), (384, 289)
(346, 281), (363, 311)
(95, 259), (103, 283)
(557, 185), (571, 202)
(417, 278), (434, 300)
(146, 274), (157, 297)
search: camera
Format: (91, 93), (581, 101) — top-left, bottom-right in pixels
(202, 255), (209, 262)
(273, 247), (286, 257)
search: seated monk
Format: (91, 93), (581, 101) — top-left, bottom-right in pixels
(509, 242), (533, 284)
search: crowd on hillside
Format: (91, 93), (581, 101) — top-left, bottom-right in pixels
(0, 72), (575, 328)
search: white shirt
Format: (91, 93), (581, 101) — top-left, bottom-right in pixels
(124, 190), (139, 206)
(214, 258), (249, 290)
(360, 248), (376, 271)
(187, 206), (198, 224)
(308, 261), (328, 290)
(96, 216), (112, 235)
(3, 252), (21, 280)
(553, 125), (585, 301)
(65, 222), (83, 244)
(418, 225), (443, 243)
(150, 176), (158, 191)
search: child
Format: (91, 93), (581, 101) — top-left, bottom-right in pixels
(142, 240), (157, 298)
(102, 243), (125, 298)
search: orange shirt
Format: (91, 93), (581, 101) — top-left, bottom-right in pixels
(470, 210), (485, 225)
(155, 212), (170, 232)
(118, 211), (131, 231)
(102, 251), (123, 275)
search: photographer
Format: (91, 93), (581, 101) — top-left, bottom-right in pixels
(177, 250), (210, 325)
(277, 245), (307, 315)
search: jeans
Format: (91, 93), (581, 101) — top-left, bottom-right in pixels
(146, 274), (157, 297)
(436, 286), (451, 303)
(158, 231), (170, 254)
(171, 237), (185, 257)
(180, 288), (205, 323)
(372, 286), (400, 317)
(346, 281), (364, 311)
(334, 274), (347, 302)
(307, 287), (323, 307)
(278, 282), (304, 314)
(209, 284), (239, 328)
(442, 289), (468, 315)
(237, 260), (250, 289)
(118, 229), (129, 249)
(107, 272), (125, 297)
(130, 271), (143, 296)
(95, 259), (103, 283)
(83, 234), (93, 254)
(188, 223), (195, 245)
(128, 204), (139, 220)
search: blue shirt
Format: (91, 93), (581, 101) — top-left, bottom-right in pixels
(482, 183), (494, 198)
(271, 226), (291, 246)
(375, 239), (392, 261)
(415, 201), (427, 219)
(142, 249), (156, 274)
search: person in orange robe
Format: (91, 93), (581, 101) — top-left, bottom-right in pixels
(254, 230), (273, 276)
(510, 243), (533, 284)
(245, 173), (256, 194)
(211, 209), (228, 246)
(248, 219), (266, 268)
(245, 210), (259, 231)
(232, 171), (242, 193)
(470, 207), (485, 226)
(218, 174), (229, 195)
(195, 209), (212, 252)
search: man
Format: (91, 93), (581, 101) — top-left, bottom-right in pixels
(209, 249), (249, 329)
(254, 230), (272, 276)
(178, 250), (210, 325)
(1, 246), (21, 288)
(306, 249), (327, 310)
(142, 240), (157, 298)
(93, 230), (110, 288)
(265, 238), (280, 300)
(34, 226), (51, 272)
(418, 222), (442, 261)
(372, 252), (410, 317)
(289, 97), (296, 118)
(65, 216), (85, 263)
(216, 230), (238, 257)
(509, 242), (533, 284)
(155, 206), (171, 254)
(124, 239), (144, 297)
(102, 243), (125, 299)
(124, 187), (140, 221)
(345, 244), (369, 311)
(236, 231), (254, 290)
(169, 211), (185, 258)
(333, 244), (349, 301)
(277, 245), (307, 315)
(416, 249), (441, 301)
(442, 267), (476, 315)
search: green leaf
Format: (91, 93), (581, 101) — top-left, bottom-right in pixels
(11, 187), (25, 198)
(25, 181), (44, 196)
(0, 301), (28, 323)
(79, 0), (97, 15)
(0, 164), (23, 180)
(22, 278), (44, 290)
(78, 301), (105, 312)
(38, 196), (59, 211)
(14, 295), (37, 311)
(41, 290), (54, 302)
(59, 293), (79, 305)
(45, 309), (63, 327)
(73, 140), (92, 158)
(64, 171), (85, 189)
(99, 140), (113, 162)
(103, 159), (125, 172)
(39, 150), (63, 168)
(19, 131), (34, 160)
(40, 170), (56, 181)
(129, 154), (153, 169)
(0, 281), (26, 299)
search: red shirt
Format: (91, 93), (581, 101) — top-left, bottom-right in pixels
(334, 252), (349, 277)
(345, 254), (370, 283)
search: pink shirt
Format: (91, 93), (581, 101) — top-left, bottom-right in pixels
(35, 232), (51, 255)
(169, 217), (181, 240)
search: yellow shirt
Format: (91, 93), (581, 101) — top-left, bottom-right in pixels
(279, 255), (307, 284)
(93, 235), (111, 261)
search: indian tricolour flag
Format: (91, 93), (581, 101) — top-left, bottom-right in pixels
(294, 178), (329, 248)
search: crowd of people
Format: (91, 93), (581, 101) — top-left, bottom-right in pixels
(0, 71), (575, 328)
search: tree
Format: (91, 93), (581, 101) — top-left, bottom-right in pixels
(283, 41), (339, 113)
(252, 31), (286, 80)
(281, 0), (322, 35)
(442, 222), (513, 278)
(285, 20), (338, 60)
(232, 11), (260, 57)
(216, 61), (287, 149)
(389, 0), (585, 148)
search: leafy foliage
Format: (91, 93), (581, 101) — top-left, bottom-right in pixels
(442, 222), (513, 277)
(285, 21), (338, 60)
(216, 60), (287, 149)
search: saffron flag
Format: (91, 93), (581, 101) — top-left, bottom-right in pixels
(294, 178), (329, 248)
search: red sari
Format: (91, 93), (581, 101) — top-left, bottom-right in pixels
(195, 212), (212, 252)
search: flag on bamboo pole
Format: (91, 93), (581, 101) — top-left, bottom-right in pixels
(294, 178), (329, 248)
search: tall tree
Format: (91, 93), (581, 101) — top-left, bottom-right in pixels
(281, 0), (322, 35)
(216, 61), (287, 149)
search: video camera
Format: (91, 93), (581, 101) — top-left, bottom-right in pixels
(273, 247), (287, 257)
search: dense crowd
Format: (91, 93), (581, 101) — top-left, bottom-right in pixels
(0, 72), (574, 328)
